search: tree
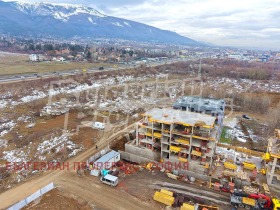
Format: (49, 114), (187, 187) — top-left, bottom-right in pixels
(28, 44), (35, 51)
(35, 44), (42, 51)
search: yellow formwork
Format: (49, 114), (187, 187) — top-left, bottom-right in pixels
(153, 191), (175, 206)
(145, 132), (153, 137)
(180, 203), (195, 210)
(170, 146), (181, 153)
(154, 132), (162, 138)
(177, 139), (190, 145)
(224, 162), (238, 171)
(242, 161), (256, 170)
(178, 157), (188, 162)
(160, 189), (173, 197)
(191, 150), (202, 157)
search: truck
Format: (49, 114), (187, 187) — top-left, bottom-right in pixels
(230, 190), (280, 210)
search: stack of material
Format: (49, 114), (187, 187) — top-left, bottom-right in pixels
(237, 171), (248, 180)
(223, 170), (236, 177)
(263, 183), (270, 195)
(167, 173), (179, 180)
(153, 190), (175, 206)
(180, 203), (195, 210)
(243, 186), (259, 194)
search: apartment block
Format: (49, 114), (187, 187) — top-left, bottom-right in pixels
(266, 129), (280, 187)
(134, 108), (221, 175)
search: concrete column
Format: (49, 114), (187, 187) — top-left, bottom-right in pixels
(268, 157), (277, 185)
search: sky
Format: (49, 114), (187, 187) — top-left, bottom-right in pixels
(4, 0), (280, 49)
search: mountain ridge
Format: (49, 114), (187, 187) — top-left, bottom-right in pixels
(0, 1), (202, 45)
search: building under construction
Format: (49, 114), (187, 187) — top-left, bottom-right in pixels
(266, 129), (280, 188)
(122, 106), (224, 175)
(173, 96), (225, 119)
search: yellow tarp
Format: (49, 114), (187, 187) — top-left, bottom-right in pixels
(170, 146), (181, 153)
(153, 191), (175, 206)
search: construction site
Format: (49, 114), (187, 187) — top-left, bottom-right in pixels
(1, 60), (280, 210)
(2, 95), (279, 210)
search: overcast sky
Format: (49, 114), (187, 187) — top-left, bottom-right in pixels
(5, 0), (280, 49)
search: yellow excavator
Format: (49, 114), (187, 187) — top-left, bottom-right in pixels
(272, 198), (280, 210)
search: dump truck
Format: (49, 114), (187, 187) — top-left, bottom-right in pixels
(230, 190), (279, 210)
(230, 194), (258, 209)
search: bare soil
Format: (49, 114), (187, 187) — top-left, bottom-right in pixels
(23, 188), (92, 210)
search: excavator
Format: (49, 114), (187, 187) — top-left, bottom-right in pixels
(272, 198), (280, 210)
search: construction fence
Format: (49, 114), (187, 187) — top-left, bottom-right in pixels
(7, 182), (55, 210)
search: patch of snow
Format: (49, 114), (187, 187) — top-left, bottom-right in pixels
(0, 121), (16, 137)
(88, 17), (96, 24)
(112, 22), (123, 27)
(123, 21), (131, 27)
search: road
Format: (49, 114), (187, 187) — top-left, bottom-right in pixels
(0, 58), (194, 84)
(0, 124), (146, 210)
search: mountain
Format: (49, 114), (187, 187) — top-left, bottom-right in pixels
(0, 1), (201, 45)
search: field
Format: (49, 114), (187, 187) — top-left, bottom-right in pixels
(0, 52), (110, 76)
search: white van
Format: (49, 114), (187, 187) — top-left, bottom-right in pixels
(100, 174), (118, 187)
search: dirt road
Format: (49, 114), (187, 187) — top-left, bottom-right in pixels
(0, 124), (147, 210)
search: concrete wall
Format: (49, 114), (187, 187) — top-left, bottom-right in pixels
(125, 144), (160, 161)
(119, 151), (156, 164)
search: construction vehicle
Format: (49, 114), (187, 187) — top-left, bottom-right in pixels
(230, 190), (280, 210)
(272, 198), (280, 210)
(230, 194), (258, 209)
(248, 193), (271, 209)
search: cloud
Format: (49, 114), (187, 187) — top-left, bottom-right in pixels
(3, 0), (280, 49)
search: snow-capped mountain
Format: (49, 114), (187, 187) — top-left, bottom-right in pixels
(14, 2), (106, 22)
(0, 1), (201, 45)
